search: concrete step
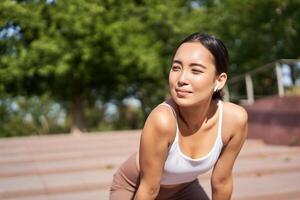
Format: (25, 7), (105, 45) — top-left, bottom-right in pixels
(0, 169), (113, 199)
(0, 143), (137, 165)
(1, 138), (299, 177)
(232, 171), (300, 200)
(1, 135), (297, 165)
(0, 131), (300, 200)
(0, 131), (141, 156)
(3, 169), (299, 200)
(3, 171), (299, 200)
(5, 190), (109, 200)
(1, 147), (299, 178)
(1, 154), (299, 199)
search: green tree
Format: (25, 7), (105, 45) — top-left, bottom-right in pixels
(0, 0), (202, 135)
(0, 95), (68, 137)
(198, 0), (300, 100)
(197, 0), (300, 75)
(0, 0), (127, 133)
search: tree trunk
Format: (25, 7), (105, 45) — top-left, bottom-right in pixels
(71, 96), (86, 135)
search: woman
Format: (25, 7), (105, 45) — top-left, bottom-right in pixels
(110, 32), (248, 200)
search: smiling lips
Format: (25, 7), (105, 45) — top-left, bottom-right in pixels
(175, 88), (192, 97)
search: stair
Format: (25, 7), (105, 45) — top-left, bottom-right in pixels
(244, 96), (300, 146)
(0, 131), (300, 200)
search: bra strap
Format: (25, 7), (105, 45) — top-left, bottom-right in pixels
(217, 100), (223, 137)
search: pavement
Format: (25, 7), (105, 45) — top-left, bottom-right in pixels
(0, 130), (300, 200)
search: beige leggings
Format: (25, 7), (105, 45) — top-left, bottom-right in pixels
(109, 153), (210, 200)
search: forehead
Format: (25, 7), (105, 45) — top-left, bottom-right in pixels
(173, 42), (215, 66)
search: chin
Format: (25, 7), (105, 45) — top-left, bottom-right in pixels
(171, 92), (211, 107)
(171, 95), (196, 107)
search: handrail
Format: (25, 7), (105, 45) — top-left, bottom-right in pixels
(226, 59), (300, 104)
(228, 59), (300, 84)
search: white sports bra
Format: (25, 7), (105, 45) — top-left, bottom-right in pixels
(160, 100), (224, 185)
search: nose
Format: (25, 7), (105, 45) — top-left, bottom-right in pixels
(177, 70), (188, 86)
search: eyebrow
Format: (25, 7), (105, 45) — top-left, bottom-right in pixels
(173, 59), (207, 69)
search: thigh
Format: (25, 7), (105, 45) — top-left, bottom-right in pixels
(156, 180), (209, 200)
(178, 180), (210, 200)
(110, 188), (135, 200)
(109, 153), (139, 200)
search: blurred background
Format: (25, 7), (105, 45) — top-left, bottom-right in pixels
(1, 0), (299, 137)
(0, 0), (300, 199)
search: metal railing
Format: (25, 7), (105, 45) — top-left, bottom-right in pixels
(225, 59), (300, 104)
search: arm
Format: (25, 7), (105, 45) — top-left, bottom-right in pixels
(211, 106), (248, 200)
(134, 106), (175, 200)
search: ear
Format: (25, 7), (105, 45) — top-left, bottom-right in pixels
(214, 73), (227, 91)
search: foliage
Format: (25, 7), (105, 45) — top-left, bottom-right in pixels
(0, 0), (202, 134)
(197, 0), (300, 76)
(0, 0), (299, 136)
(0, 95), (69, 137)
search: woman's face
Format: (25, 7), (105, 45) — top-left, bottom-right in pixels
(169, 42), (218, 107)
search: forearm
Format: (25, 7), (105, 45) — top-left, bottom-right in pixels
(211, 179), (233, 200)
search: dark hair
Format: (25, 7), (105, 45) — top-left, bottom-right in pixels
(175, 32), (229, 100)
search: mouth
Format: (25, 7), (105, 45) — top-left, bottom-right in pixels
(175, 88), (192, 96)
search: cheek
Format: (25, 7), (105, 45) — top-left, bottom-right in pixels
(168, 72), (176, 87)
(191, 75), (214, 90)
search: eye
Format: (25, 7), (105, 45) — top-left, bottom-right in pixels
(171, 65), (181, 71)
(191, 69), (203, 74)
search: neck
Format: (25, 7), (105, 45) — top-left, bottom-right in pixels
(177, 98), (217, 133)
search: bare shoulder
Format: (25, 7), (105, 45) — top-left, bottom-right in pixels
(221, 101), (248, 145)
(143, 103), (177, 142)
(222, 101), (248, 127)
